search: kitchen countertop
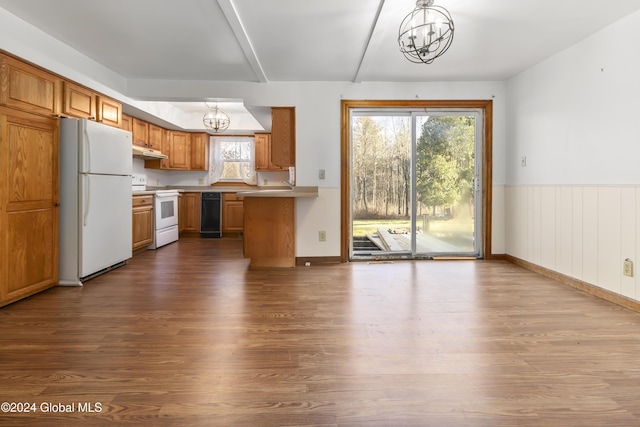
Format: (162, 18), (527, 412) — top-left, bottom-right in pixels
(139, 185), (318, 198)
(236, 186), (318, 198)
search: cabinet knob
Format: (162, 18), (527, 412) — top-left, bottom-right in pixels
(54, 203), (60, 207)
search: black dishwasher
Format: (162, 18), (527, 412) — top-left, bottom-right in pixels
(200, 192), (222, 238)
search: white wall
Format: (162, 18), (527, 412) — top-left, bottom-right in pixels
(506, 10), (640, 301)
(0, 8), (508, 258)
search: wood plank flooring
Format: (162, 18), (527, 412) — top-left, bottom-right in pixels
(2, 236), (640, 426)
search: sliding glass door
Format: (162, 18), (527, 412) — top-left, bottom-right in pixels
(350, 108), (482, 260)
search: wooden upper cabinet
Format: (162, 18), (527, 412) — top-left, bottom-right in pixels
(0, 54), (61, 117)
(190, 132), (209, 171)
(271, 107), (295, 167)
(167, 131), (191, 170)
(148, 123), (163, 151)
(121, 113), (133, 132)
(62, 81), (96, 120)
(132, 117), (149, 147)
(96, 95), (122, 128)
(255, 132), (287, 171)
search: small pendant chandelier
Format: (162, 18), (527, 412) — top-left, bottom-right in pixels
(398, 0), (455, 64)
(203, 103), (230, 133)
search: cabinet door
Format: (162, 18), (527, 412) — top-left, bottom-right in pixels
(148, 124), (163, 151)
(254, 133), (271, 171)
(0, 54), (61, 117)
(223, 200), (244, 233)
(121, 113), (133, 132)
(0, 107), (59, 306)
(132, 117), (149, 147)
(62, 81), (96, 119)
(190, 133), (209, 171)
(96, 95), (122, 128)
(178, 194), (185, 232)
(271, 107), (295, 167)
(183, 192), (201, 232)
(167, 131), (191, 170)
(132, 205), (154, 250)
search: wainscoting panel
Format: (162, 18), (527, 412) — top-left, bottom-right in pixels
(506, 185), (640, 303)
(557, 187), (573, 277)
(540, 186), (557, 271)
(621, 187), (636, 299)
(571, 187), (583, 280)
(582, 187), (599, 286)
(598, 187), (621, 294)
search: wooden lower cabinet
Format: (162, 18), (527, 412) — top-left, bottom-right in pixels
(222, 193), (244, 235)
(0, 107), (59, 307)
(132, 195), (154, 251)
(182, 192), (201, 232)
(243, 197), (294, 268)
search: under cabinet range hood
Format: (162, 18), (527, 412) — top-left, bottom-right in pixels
(132, 145), (168, 160)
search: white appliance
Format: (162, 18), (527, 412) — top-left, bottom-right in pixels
(59, 118), (133, 286)
(149, 190), (179, 249)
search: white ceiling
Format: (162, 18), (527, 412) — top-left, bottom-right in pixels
(1, 0), (640, 128)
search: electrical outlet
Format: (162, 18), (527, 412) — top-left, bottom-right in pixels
(319, 169), (325, 180)
(318, 231), (326, 242)
(521, 156), (527, 167)
(198, 179), (204, 185)
(624, 259), (634, 277)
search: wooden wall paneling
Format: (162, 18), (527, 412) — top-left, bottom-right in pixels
(571, 187), (584, 280)
(598, 187), (622, 294)
(582, 187), (599, 285)
(556, 187), (574, 277)
(620, 187), (636, 299)
(539, 187), (556, 271)
(531, 187), (541, 265)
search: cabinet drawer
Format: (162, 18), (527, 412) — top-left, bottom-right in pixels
(223, 193), (244, 202)
(133, 195), (153, 207)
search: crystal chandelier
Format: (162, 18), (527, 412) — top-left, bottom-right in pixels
(203, 103), (230, 133)
(398, 0), (454, 64)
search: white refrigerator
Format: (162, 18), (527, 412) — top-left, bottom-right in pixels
(59, 118), (133, 286)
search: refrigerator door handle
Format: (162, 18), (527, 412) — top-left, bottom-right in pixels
(83, 121), (92, 172)
(83, 175), (91, 227)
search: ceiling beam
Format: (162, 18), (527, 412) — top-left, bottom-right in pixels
(353, 0), (386, 83)
(217, 0), (268, 83)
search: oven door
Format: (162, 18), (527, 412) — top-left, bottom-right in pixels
(155, 192), (178, 229)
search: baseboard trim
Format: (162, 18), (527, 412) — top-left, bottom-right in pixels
(296, 256), (342, 266)
(505, 255), (640, 313)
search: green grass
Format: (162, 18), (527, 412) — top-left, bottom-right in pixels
(353, 217), (473, 237)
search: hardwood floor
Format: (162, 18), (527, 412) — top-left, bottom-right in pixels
(2, 236), (640, 426)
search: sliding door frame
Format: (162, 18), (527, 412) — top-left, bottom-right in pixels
(340, 99), (494, 262)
